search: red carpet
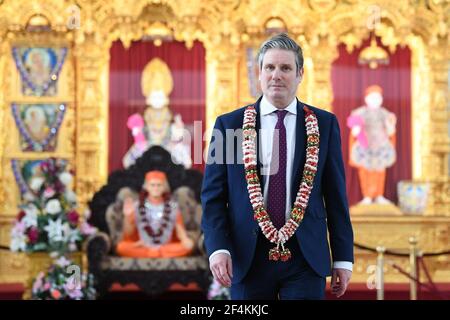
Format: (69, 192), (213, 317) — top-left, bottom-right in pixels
(1, 282), (449, 300)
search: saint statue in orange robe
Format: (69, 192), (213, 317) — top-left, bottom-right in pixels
(116, 170), (194, 258)
(347, 85), (397, 205)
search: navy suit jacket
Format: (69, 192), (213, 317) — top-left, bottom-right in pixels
(201, 97), (354, 284)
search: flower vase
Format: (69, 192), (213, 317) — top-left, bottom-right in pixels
(22, 251), (83, 300)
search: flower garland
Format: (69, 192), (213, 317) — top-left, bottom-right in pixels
(242, 104), (320, 262)
(138, 193), (176, 246)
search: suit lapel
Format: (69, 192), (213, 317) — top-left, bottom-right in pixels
(291, 100), (306, 205)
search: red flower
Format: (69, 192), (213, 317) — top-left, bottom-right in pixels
(27, 227), (39, 244)
(280, 249), (292, 262)
(51, 289), (62, 299)
(67, 210), (80, 226)
(269, 248), (280, 261)
(17, 210), (26, 221)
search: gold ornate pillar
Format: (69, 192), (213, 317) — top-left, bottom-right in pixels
(309, 36), (338, 112)
(425, 39), (450, 215)
(205, 35), (240, 133)
(0, 31), (7, 210)
(73, 34), (109, 212)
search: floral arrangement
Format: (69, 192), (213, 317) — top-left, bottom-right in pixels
(31, 256), (96, 300)
(10, 158), (96, 255)
(207, 278), (230, 300)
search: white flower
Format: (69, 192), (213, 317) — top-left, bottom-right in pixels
(45, 199), (62, 215)
(65, 190), (77, 204)
(44, 218), (64, 242)
(83, 209), (92, 220)
(10, 222), (27, 252)
(10, 236), (27, 252)
(62, 223), (81, 243)
(68, 243), (77, 252)
(59, 172), (73, 186)
(29, 177), (45, 191)
(50, 251), (59, 258)
(22, 205), (39, 228)
(55, 256), (71, 268)
(23, 192), (35, 202)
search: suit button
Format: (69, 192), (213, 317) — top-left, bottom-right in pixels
(253, 229), (259, 236)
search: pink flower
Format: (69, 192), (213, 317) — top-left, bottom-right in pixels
(80, 221), (96, 236)
(67, 210), (79, 226)
(43, 282), (51, 290)
(27, 227), (39, 244)
(32, 273), (45, 293)
(11, 220), (26, 234)
(65, 279), (83, 299)
(32, 278), (43, 293)
(43, 187), (56, 198)
(66, 287), (83, 299)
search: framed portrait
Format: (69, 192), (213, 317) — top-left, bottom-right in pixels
(11, 158), (68, 199)
(11, 103), (67, 152)
(12, 47), (68, 96)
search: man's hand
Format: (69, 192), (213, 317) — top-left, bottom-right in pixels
(331, 268), (352, 298)
(210, 253), (233, 287)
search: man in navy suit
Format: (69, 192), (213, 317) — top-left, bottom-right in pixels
(201, 33), (354, 299)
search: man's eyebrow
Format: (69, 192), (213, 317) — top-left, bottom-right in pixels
(263, 62), (294, 67)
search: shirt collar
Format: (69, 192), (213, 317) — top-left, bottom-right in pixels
(260, 95), (297, 116)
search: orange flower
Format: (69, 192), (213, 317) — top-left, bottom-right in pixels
(51, 289), (62, 299)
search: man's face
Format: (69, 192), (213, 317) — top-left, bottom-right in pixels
(259, 48), (303, 108)
(145, 179), (165, 198)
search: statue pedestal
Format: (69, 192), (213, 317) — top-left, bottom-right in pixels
(350, 203), (403, 216)
(22, 251), (84, 300)
(350, 215), (450, 283)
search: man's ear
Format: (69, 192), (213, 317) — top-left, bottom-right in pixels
(298, 67), (304, 79)
(297, 67), (304, 85)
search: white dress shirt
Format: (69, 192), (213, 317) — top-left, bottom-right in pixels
(209, 96), (353, 272)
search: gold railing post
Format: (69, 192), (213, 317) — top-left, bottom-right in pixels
(376, 246), (385, 300)
(409, 237), (418, 300)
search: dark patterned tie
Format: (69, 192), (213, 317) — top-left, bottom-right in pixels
(267, 110), (288, 229)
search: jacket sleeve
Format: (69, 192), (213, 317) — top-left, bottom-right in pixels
(201, 116), (233, 257)
(322, 114), (354, 263)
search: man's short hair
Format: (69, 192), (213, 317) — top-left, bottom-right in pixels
(258, 33), (304, 75)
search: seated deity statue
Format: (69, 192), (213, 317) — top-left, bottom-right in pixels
(116, 170), (194, 258)
(123, 58), (192, 169)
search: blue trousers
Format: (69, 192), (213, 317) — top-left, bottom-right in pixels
(231, 234), (326, 300)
